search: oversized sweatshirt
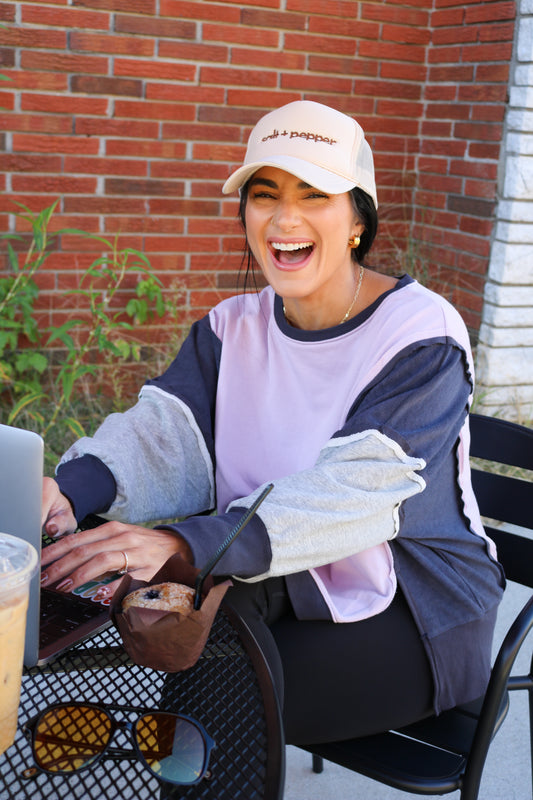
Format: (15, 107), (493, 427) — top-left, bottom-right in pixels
(56, 275), (505, 714)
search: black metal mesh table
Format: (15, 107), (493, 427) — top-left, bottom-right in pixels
(0, 606), (285, 800)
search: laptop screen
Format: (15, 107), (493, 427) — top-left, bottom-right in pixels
(0, 423), (44, 666)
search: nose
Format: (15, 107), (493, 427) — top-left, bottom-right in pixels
(270, 199), (301, 232)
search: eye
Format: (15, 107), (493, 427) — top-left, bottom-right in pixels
(250, 190), (277, 201)
(304, 191), (330, 200)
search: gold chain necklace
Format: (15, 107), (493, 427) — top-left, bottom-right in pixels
(338, 264), (364, 324)
(283, 264), (364, 327)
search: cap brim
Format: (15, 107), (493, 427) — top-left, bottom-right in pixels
(222, 155), (357, 196)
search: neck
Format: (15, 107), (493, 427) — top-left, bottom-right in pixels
(282, 264), (364, 330)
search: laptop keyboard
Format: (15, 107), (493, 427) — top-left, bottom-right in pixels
(39, 589), (107, 647)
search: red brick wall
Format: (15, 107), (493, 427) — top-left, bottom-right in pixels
(419, 0), (516, 330)
(0, 0), (516, 351)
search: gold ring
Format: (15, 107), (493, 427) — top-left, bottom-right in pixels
(118, 550), (129, 575)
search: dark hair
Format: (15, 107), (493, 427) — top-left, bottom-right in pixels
(237, 181), (378, 290)
(347, 187), (378, 264)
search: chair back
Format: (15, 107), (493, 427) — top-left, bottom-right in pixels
(469, 413), (533, 588)
(462, 413), (533, 799)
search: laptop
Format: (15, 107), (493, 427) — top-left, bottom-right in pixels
(0, 423), (113, 667)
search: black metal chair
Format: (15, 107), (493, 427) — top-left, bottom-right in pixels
(299, 412), (533, 800)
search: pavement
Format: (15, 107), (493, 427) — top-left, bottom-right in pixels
(283, 571), (532, 800)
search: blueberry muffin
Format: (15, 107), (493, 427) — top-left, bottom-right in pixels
(122, 582), (195, 613)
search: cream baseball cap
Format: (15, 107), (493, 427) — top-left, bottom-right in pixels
(222, 100), (378, 208)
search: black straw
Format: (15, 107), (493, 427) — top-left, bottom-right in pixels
(193, 483), (274, 610)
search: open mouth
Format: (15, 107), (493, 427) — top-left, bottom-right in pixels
(270, 240), (314, 267)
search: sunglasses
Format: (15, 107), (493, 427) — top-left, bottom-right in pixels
(22, 701), (215, 786)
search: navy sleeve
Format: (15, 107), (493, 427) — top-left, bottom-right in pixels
(145, 315), (221, 465)
(341, 339), (472, 465)
(157, 506), (272, 579)
(56, 454), (117, 524)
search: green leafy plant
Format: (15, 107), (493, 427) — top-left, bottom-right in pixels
(44, 234), (169, 437)
(0, 201), (178, 449)
(0, 202), (59, 416)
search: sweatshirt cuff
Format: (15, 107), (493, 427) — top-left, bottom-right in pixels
(56, 454), (117, 524)
(157, 506), (272, 578)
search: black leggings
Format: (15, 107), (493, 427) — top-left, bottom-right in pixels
(224, 577), (435, 746)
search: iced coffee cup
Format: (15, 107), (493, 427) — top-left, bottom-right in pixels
(0, 532), (38, 756)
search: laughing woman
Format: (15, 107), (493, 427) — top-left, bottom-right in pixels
(41, 101), (504, 745)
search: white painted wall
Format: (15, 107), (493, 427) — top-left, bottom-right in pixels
(476, 1), (533, 422)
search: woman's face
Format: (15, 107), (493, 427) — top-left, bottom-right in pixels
(244, 167), (363, 319)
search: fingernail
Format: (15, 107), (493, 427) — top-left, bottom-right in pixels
(40, 572), (48, 586)
(94, 586), (111, 601)
(56, 578), (73, 592)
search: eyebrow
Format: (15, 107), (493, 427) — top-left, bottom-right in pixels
(248, 177), (313, 190)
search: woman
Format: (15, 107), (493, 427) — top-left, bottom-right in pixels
(41, 100), (504, 745)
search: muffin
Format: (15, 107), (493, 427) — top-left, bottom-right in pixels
(122, 582), (195, 614)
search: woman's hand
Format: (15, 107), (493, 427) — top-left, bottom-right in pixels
(40, 520), (193, 600)
(41, 477), (78, 538)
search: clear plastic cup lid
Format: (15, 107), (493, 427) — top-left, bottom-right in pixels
(0, 532), (38, 590)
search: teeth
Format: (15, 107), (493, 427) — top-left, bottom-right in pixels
(271, 241), (313, 251)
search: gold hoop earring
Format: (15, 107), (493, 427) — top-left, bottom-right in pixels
(348, 235), (361, 249)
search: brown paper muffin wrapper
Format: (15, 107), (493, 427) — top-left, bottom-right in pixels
(109, 553), (232, 673)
